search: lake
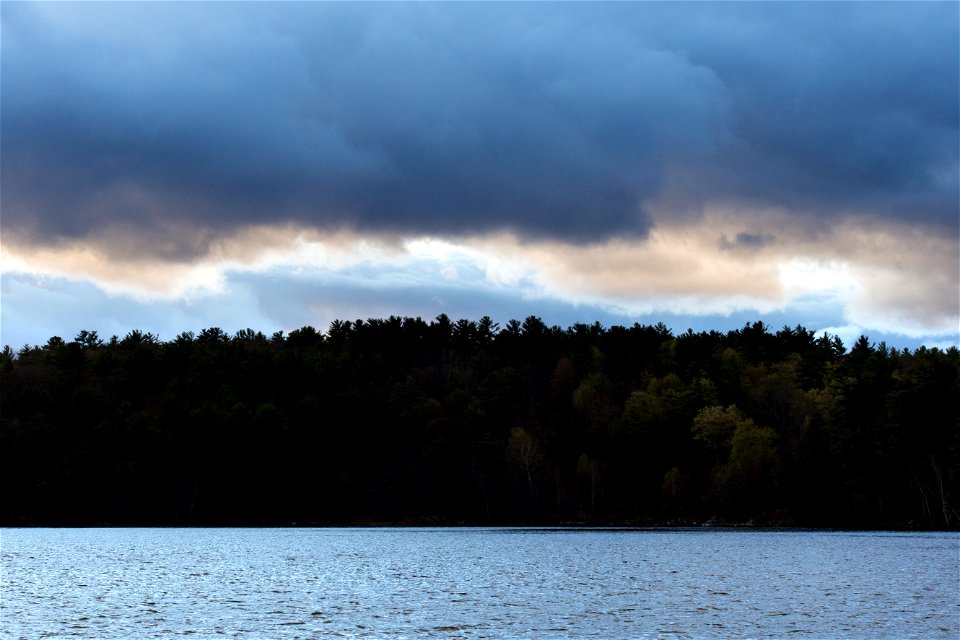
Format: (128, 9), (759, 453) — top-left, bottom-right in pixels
(2, 528), (957, 639)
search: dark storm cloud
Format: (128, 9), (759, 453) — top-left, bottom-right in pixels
(2, 2), (957, 254)
(642, 3), (960, 223)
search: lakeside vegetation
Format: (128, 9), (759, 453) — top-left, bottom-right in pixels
(2, 317), (957, 528)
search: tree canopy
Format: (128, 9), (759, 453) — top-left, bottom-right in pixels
(2, 317), (957, 528)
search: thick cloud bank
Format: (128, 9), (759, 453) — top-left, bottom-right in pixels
(3, 2), (956, 250)
(2, 2), (957, 349)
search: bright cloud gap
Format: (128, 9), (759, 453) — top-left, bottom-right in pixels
(2, 215), (957, 350)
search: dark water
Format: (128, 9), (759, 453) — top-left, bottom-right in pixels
(2, 528), (957, 639)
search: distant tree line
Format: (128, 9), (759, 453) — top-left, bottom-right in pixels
(2, 317), (957, 528)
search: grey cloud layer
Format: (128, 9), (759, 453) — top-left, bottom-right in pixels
(2, 2), (957, 253)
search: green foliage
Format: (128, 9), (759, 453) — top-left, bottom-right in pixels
(692, 405), (746, 459)
(1, 318), (957, 527)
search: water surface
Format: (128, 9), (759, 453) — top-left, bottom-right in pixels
(2, 528), (957, 638)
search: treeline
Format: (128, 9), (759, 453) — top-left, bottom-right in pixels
(1, 316), (957, 528)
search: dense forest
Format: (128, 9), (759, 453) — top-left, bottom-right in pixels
(2, 316), (958, 528)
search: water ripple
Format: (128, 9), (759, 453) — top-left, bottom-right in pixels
(2, 528), (958, 639)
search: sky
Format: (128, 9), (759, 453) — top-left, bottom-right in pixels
(2, 2), (958, 351)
